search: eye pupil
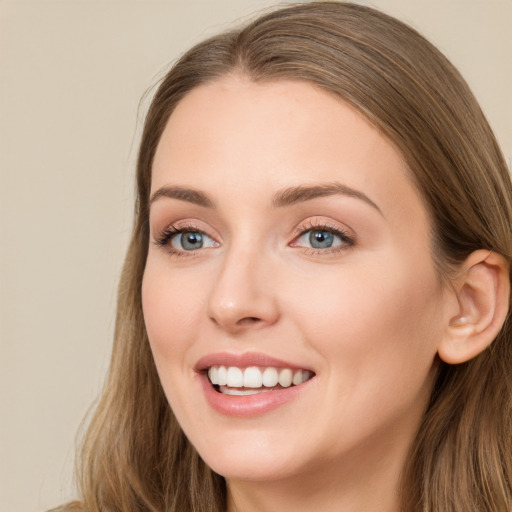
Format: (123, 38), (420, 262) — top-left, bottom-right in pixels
(310, 230), (334, 248)
(182, 232), (203, 250)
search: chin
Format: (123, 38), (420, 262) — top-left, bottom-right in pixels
(207, 458), (298, 483)
(196, 438), (308, 482)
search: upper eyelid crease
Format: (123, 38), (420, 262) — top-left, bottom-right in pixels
(148, 182), (382, 216)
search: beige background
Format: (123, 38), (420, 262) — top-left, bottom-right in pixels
(1, 1), (510, 511)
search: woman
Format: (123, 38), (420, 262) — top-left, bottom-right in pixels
(59, 2), (512, 511)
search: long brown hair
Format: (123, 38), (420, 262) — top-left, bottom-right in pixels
(63, 2), (512, 511)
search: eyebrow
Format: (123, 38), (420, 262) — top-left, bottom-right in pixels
(149, 186), (214, 208)
(149, 182), (382, 215)
(271, 182), (382, 214)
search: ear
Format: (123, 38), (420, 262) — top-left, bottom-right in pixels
(438, 250), (510, 364)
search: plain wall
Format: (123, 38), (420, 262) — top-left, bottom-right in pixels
(1, 1), (510, 511)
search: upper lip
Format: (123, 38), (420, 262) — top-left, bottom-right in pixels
(194, 352), (315, 373)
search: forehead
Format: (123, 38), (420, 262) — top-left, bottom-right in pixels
(152, 76), (425, 225)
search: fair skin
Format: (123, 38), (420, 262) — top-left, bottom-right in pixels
(141, 76), (507, 512)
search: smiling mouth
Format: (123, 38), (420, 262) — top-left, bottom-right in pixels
(207, 365), (315, 395)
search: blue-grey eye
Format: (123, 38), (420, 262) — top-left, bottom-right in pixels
(171, 231), (216, 251)
(309, 230), (335, 248)
(295, 227), (349, 250)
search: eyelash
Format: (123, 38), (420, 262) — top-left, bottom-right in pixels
(292, 221), (355, 256)
(153, 222), (208, 258)
(153, 221), (355, 258)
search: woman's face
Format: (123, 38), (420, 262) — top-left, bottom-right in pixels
(142, 77), (452, 485)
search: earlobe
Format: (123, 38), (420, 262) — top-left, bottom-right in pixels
(438, 250), (510, 365)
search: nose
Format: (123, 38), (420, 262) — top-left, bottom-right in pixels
(206, 246), (280, 334)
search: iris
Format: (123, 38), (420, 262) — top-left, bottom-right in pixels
(310, 230), (334, 248)
(181, 232), (203, 250)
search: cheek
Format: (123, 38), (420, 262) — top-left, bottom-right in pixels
(285, 255), (443, 389)
(141, 258), (211, 428)
(281, 259), (443, 452)
(141, 258), (204, 364)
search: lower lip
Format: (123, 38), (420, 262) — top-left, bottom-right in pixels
(198, 373), (313, 417)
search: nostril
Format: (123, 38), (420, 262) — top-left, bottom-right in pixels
(208, 315), (261, 327)
(237, 317), (262, 326)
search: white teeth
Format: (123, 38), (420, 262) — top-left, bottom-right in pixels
(217, 366), (227, 386)
(207, 365), (313, 390)
(278, 368), (293, 387)
(262, 367), (278, 387)
(293, 370), (304, 386)
(226, 366), (244, 387)
(220, 386), (274, 396)
(208, 366), (218, 384)
(244, 366), (263, 388)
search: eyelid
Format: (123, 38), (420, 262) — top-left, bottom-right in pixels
(152, 220), (220, 257)
(289, 218), (356, 253)
(151, 217), (355, 258)
(292, 217), (354, 238)
(170, 229), (218, 251)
